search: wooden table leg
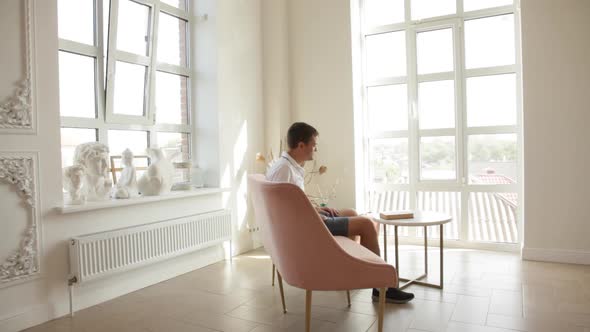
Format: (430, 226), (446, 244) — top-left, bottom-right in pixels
(440, 224), (444, 288)
(424, 226), (428, 275)
(397, 224), (446, 290)
(383, 224), (388, 262)
(394, 225), (399, 285)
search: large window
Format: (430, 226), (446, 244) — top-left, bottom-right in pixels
(361, 0), (521, 244)
(58, 0), (191, 181)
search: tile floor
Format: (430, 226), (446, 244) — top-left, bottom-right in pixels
(24, 244), (590, 332)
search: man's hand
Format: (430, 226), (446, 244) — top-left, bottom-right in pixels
(318, 206), (339, 217)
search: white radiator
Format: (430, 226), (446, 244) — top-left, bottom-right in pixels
(68, 210), (232, 285)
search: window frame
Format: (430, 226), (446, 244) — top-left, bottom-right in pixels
(58, 0), (193, 171)
(359, 0), (523, 246)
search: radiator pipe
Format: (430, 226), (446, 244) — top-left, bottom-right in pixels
(68, 276), (77, 317)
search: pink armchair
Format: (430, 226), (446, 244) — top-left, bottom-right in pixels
(248, 174), (397, 332)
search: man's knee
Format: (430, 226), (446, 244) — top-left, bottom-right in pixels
(339, 208), (358, 217)
(360, 217), (378, 237)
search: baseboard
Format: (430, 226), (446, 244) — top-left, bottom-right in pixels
(0, 304), (52, 332)
(521, 247), (590, 265)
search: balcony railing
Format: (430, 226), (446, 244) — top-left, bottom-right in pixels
(367, 189), (518, 244)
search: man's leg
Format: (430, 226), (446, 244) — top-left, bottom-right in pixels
(339, 210), (415, 304)
(337, 209), (381, 243)
(337, 208), (358, 217)
(347, 216), (381, 256)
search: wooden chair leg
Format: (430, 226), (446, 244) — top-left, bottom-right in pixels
(277, 271), (287, 313)
(346, 290), (351, 307)
(378, 287), (386, 332)
(306, 290), (312, 332)
(272, 264), (275, 286)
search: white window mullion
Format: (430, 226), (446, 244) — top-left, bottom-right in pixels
(407, 24), (419, 238)
(149, 128), (156, 149)
(514, 0), (524, 245)
(466, 125), (518, 135)
(360, 0), (372, 213)
(456, 19), (469, 242)
(156, 63), (190, 77)
(146, 2), (161, 125)
(404, 0), (411, 23)
(417, 72), (454, 83)
(59, 40), (100, 57)
(104, 0), (120, 124)
(465, 65), (516, 78)
(113, 51), (151, 66)
(159, 2), (188, 20)
(97, 120), (109, 147)
(419, 128), (456, 137)
(95, 0), (106, 125)
(462, 5), (514, 20)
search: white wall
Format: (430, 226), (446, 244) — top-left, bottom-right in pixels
(520, 0), (590, 264)
(262, 0), (291, 157)
(0, 0), (265, 331)
(286, 0), (358, 209)
(216, 0), (265, 251)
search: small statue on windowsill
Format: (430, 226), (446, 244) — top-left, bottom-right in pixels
(62, 164), (86, 205)
(73, 142), (112, 201)
(137, 148), (175, 196)
(111, 148), (139, 199)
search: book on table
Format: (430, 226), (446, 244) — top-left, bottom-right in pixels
(379, 210), (414, 220)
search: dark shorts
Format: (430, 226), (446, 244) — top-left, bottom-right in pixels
(324, 217), (350, 236)
(319, 211), (349, 236)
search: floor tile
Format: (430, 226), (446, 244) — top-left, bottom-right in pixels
(451, 295), (490, 325)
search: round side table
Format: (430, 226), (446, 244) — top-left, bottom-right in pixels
(373, 210), (452, 289)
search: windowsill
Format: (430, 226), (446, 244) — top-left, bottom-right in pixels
(57, 187), (231, 214)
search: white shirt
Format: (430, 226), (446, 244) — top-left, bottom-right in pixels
(266, 152), (305, 190)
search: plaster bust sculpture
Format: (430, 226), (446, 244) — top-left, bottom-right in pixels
(73, 142), (112, 201)
(137, 148), (175, 196)
(62, 165), (86, 204)
(111, 148), (138, 199)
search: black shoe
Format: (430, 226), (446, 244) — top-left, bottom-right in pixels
(372, 288), (414, 304)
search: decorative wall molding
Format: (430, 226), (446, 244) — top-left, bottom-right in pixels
(0, 0), (36, 134)
(0, 153), (40, 286)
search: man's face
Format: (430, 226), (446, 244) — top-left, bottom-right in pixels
(299, 135), (318, 161)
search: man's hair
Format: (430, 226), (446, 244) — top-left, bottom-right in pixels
(287, 122), (319, 149)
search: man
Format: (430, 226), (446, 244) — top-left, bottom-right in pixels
(266, 122), (414, 304)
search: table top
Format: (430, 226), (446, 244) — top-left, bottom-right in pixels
(372, 210), (452, 226)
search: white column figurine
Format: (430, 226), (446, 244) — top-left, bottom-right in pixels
(112, 148), (138, 199)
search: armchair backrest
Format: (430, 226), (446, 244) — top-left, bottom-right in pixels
(248, 174), (347, 288)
